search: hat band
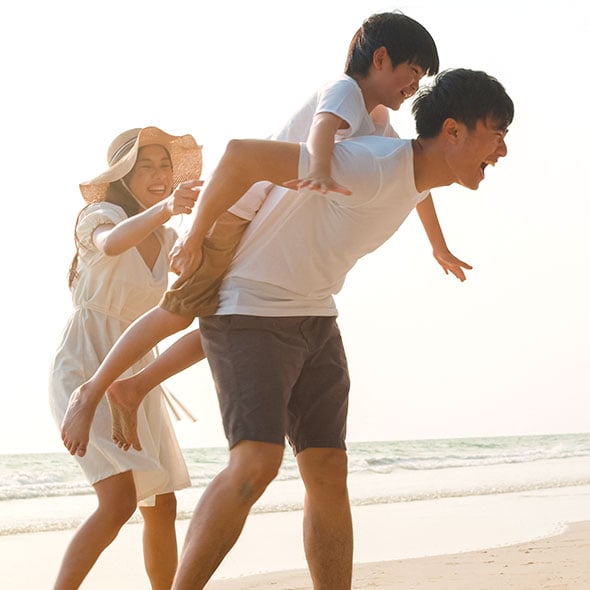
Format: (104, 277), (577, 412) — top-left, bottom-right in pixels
(109, 137), (137, 165)
(120, 178), (146, 211)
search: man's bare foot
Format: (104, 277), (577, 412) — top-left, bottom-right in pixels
(107, 377), (143, 452)
(61, 384), (99, 457)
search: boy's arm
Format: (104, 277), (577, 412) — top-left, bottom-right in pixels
(284, 112), (352, 196)
(416, 194), (473, 282)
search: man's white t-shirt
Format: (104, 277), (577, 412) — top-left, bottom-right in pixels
(229, 75), (397, 221)
(217, 137), (429, 317)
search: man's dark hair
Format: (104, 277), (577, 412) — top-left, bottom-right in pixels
(345, 12), (439, 79)
(413, 68), (515, 138)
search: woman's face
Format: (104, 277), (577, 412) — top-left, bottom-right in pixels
(127, 144), (174, 208)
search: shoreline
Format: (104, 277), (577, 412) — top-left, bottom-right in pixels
(4, 486), (590, 588)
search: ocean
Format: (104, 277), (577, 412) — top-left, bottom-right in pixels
(1, 433), (589, 537)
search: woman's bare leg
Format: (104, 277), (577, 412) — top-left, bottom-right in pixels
(109, 329), (205, 450)
(61, 308), (192, 457)
(139, 492), (178, 590)
(53, 471), (137, 589)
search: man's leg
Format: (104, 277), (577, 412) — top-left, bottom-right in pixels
(180, 315), (310, 587)
(173, 440), (284, 589)
(288, 317), (352, 588)
(297, 448), (353, 590)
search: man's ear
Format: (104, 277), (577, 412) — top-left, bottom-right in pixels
(441, 118), (464, 144)
(372, 46), (388, 70)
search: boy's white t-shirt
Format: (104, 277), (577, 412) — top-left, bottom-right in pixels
(217, 137), (429, 317)
(229, 75), (398, 221)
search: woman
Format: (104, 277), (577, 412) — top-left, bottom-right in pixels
(49, 127), (201, 589)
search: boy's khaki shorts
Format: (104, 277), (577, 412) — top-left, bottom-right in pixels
(160, 212), (250, 318)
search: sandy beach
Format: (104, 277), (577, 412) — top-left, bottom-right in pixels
(3, 486), (590, 589)
(208, 521), (590, 589)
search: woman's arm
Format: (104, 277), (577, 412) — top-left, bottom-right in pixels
(94, 180), (200, 255)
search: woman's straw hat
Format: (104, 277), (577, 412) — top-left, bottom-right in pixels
(80, 126), (202, 203)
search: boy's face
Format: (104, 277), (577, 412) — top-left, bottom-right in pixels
(373, 50), (425, 110)
(449, 118), (508, 190)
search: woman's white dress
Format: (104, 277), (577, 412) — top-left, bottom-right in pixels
(49, 202), (190, 505)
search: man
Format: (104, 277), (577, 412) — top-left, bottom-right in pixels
(170, 68), (514, 589)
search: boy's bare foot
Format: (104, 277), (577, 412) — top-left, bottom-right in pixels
(61, 384), (99, 457)
(107, 377), (143, 452)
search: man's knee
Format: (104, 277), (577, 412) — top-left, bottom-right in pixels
(227, 441), (284, 503)
(298, 448), (349, 497)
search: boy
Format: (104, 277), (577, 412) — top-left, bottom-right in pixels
(61, 12), (465, 456)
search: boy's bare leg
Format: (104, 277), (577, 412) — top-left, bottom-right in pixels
(109, 328), (205, 450)
(61, 307), (191, 457)
(297, 447), (353, 590)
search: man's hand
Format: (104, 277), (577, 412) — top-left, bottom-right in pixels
(434, 249), (473, 282)
(169, 234), (203, 287)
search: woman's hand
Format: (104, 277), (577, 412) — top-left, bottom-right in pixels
(164, 179), (202, 217)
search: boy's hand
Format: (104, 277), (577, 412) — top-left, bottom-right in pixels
(283, 175), (352, 196)
(169, 234), (203, 287)
(434, 249), (473, 282)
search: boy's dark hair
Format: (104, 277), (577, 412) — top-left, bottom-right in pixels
(345, 12), (439, 79)
(412, 68), (515, 138)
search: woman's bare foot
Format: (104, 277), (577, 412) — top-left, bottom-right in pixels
(61, 384), (99, 457)
(106, 377), (144, 452)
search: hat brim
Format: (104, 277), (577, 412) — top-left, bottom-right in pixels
(79, 127), (202, 204)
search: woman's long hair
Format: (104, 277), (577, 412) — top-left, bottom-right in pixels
(67, 178), (141, 288)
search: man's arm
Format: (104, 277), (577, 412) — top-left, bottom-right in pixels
(169, 139), (301, 281)
(415, 194), (473, 282)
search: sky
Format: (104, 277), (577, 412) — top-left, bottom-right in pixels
(1, 0), (588, 455)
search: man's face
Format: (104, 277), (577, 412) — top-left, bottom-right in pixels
(451, 118), (508, 190)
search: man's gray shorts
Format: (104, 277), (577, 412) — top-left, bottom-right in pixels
(199, 315), (350, 453)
